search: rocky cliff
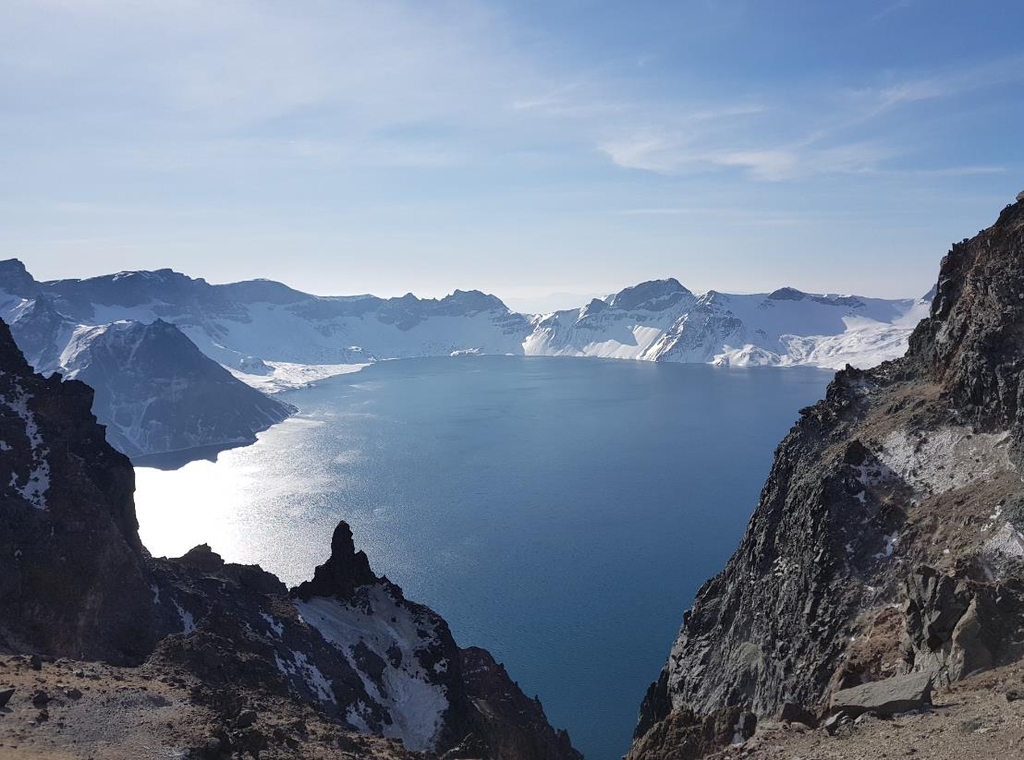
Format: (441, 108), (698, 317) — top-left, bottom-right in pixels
(629, 199), (1024, 759)
(0, 316), (579, 759)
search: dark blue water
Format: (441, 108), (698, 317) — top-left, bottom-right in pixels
(136, 356), (831, 759)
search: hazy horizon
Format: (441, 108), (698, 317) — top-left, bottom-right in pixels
(4, 1), (1023, 300)
(8, 254), (932, 309)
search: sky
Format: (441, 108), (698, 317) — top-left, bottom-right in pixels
(2, 0), (1023, 306)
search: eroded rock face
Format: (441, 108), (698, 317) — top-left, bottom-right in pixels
(459, 647), (582, 760)
(630, 199), (1024, 759)
(906, 201), (1024, 436)
(291, 522), (378, 602)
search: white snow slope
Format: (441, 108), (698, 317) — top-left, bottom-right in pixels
(296, 585), (450, 752)
(525, 282), (929, 370)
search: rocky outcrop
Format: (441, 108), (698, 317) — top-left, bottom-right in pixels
(0, 318), (579, 759)
(292, 522), (378, 601)
(458, 647), (582, 760)
(0, 318), (157, 663)
(629, 198), (1024, 759)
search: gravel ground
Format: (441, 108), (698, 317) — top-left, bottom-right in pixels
(710, 662), (1024, 760)
(0, 653), (417, 760)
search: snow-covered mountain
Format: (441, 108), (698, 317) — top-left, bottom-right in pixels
(0, 259), (927, 395)
(0, 261), (295, 459)
(56, 319), (294, 460)
(527, 280), (929, 369)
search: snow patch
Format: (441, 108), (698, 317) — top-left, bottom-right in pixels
(1, 383), (51, 509)
(296, 587), (449, 752)
(874, 428), (1013, 495)
(227, 360), (369, 394)
(983, 523), (1024, 558)
(172, 599), (196, 635)
(874, 531), (901, 559)
(260, 612), (284, 639)
(346, 702), (372, 733)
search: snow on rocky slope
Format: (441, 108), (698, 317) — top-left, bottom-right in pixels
(526, 280), (929, 369)
(0, 260), (925, 396)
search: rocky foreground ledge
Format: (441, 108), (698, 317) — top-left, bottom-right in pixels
(0, 316), (580, 760)
(628, 198), (1024, 759)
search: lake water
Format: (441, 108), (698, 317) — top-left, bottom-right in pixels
(134, 356), (831, 759)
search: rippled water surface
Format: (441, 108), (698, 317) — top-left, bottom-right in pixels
(135, 355), (831, 759)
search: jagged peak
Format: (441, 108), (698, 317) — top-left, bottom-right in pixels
(579, 297), (609, 318)
(609, 278), (691, 311)
(767, 286), (806, 301)
(291, 521), (379, 602)
(0, 315), (34, 375)
(904, 197), (1024, 430)
(440, 289), (508, 313)
(0, 258), (42, 298)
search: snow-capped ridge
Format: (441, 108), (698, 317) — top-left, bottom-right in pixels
(1, 258), (926, 383)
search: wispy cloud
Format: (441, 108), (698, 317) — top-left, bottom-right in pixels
(5, 0), (1019, 186)
(598, 53), (1024, 181)
(871, 0), (917, 23)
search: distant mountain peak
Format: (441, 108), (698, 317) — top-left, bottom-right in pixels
(439, 289), (508, 313)
(767, 286), (806, 301)
(0, 258), (41, 298)
(609, 278), (692, 311)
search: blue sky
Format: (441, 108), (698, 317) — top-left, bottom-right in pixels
(2, 0), (1023, 305)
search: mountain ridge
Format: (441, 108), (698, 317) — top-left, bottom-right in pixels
(1, 259), (927, 386)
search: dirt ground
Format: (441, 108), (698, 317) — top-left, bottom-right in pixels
(0, 653), (416, 760)
(711, 663), (1024, 760)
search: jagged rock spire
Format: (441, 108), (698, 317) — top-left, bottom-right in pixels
(291, 521), (379, 601)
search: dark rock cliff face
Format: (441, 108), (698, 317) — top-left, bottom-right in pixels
(292, 522), (378, 601)
(0, 319), (580, 759)
(630, 199), (1024, 759)
(0, 318), (157, 662)
(906, 201), (1024, 435)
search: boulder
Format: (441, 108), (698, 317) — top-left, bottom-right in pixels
(829, 672), (932, 717)
(777, 702), (818, 728)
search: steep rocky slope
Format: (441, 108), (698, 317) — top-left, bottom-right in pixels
(0, 317), (579, 759)
(55, 319), (295, 460)
(629, 199), (1024, 759)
